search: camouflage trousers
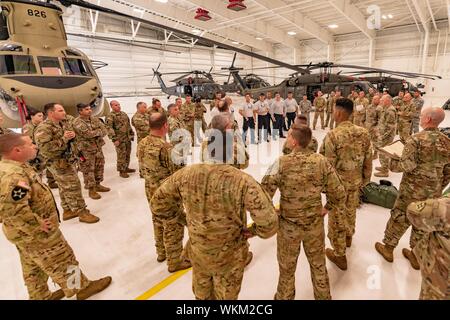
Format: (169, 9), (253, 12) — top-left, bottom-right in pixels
(78, 150), (105, 189)
(115, 140), (132, 172)
(328, 188), (359, 257)
(383, 192), (425, 249)
(300, 112), (311, 127)
(398, 120), (412, 143)
(378, 136), (395, 171)
(275, 217), (331, 300)
(419, 279), (448, 300)
(191, 240), (248, 300)
(313, 111), (325, 130)
(17, 234), (90, 300)
(145, 183), (185, 268)
(185, 121), (195, 146)
(325, 112), (334, 129)
(48, 161), (87, 212)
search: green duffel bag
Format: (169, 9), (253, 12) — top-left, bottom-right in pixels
(362, 180), (398, 209)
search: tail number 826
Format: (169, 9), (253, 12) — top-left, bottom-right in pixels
(27, 9), (47, 18)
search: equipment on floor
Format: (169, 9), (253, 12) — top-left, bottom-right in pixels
(362, 180), (398, 209)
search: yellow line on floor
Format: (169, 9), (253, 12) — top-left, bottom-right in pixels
(135, 268), (192, 300)
(135, 205), (279, 300)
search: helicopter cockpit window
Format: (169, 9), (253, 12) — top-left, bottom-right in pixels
(62, 58), (92, 76)
(65, 49), (82, 57)
(0, 55), (37, 75)
(38, 56), (62, 76)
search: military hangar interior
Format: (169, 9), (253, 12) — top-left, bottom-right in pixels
(0, 0), (449, 301)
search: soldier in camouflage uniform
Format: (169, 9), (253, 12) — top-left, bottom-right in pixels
(131, 102), (150, 144)
(147, 98), (166, 117)
(397, 93), (416, 143)
(167, 103), (188, 146)
(262, 125), (346, 300)
(194, 98), (207, 145)
(367, 88), (376, 104)
(374, 95), (398, 178)
(365, 95), (382, 159)
(105, 100), (136, 178)
(282, 115), (318, 154)
(180, 95), (196, 146)
(72, 104), (110, 200)
(353, 91), (369, 127)
(325, 92), (335, 129)
(0, 133), (111, 300)
(320, 98), (373, 270)
(375, 107), (450, 270)
(412, 90), (425, 134)
(299, 95), (312, 127)
(407, 196), (449, 300)
(313, 91), (326, 130)
(138, 113), (189, 272)
(150, 135), (278, 300)
(393, 91), (405, 109)
(35, 103), (99, 224)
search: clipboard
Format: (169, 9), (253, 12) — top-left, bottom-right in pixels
(377, 140), (404, 159)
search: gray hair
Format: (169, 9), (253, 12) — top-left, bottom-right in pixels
(210, 113), (232, 132)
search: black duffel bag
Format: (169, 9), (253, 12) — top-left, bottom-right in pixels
(362, 180), (398, 209)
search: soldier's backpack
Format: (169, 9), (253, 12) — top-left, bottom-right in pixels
(362, 180), (398, 209)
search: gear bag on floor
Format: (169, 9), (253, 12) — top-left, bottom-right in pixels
(362, 180), (398, 209)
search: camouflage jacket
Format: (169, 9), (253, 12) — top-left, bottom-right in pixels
(35, 119), (75, 164)
(353, 97), (369, 122)
(313, 97), (327, 112)
(131, 112), (150, 143)
(22, 123), (38, 142)
(407, 196), (449, 297)
(180, 102), (196, 125)
(390, 129), (450, 200)
(262, 148), (346, 227)
(0, 127), (13, 135)
(299, 100), (312, 113)
(194, 102), (207, 120)
(282, 136), (319, 154)
(150, 164), (278, 264)
(398, 101), (416, 121)
(105, 111), (134, 143)
(137, 135), (184, 197)
(147, 106), (166, 117)
(200, 136), (249, 170)
(327, 97), (336, 113)
(72, 116), (107, 153)
(0, 159), (61, 247)
(365, 103), (381, 131)
(320, 121), (373, 190)
(412, 97), (425, 118)
(393, 96), (404, 108)
(378, 105), (397, 146)
(168, 116), (186, 145)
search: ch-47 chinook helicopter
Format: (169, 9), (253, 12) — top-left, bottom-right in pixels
(0, 0), (110, 128)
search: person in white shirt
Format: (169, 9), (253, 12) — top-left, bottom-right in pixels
(254, 93), (270, 143)
(284, 91), (299, 129)
(270, 92), (286, 140)
(239, 93), (257, 144)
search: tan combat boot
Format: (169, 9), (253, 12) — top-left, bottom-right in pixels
(125, 168), (136, 173)
(157, 254), (166, 263)
(325, 248), (348, 270)
(402, 249), (420, 270)
(48, 181), (59, 189)
(77, 276), (112, 300)
(346, 236), (353, 248)
(88, 188), (101, 200)
(96, 184), (111, 192)
(168, 260), (192, 273)
(49, 289), (65, 300)
(63, 210), (78, 221)
(375, 242), (394, 262)
(374, 170), (389, 178)
(245, 251), (253, 267)
(78, 209), (100, 224)
(375, 167), (383, 171)
(120, 172), (129, 178)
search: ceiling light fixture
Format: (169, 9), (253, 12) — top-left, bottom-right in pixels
(155, 0), (168, 3)
(328, 24), (338, 29)
(287, 31), (296, 36)
(232, 41), (240, 44)
(387, 14), (393, 19)
(255, 37), (263, 40)
(382, 15), (387, 20)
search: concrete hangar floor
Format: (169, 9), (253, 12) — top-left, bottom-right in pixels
(1, 96), (448, 300)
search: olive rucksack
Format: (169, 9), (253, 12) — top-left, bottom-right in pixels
(362, 180), (398, 209)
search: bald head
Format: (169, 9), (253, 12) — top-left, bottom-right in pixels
(420, 107), (445, 129)
(210, 113), (232, 132)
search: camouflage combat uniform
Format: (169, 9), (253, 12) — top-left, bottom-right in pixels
(200, 133), (249, 170)
(382, 129), (450, 250)
(412, 96), (425, 134)
(313, 97), (326, 130)
(151, 164), (278, 300)
(194, 102), (207, 132)
(180, 102), (196, 145)
(397, 101), (416, 143)
(407, 196), (449, 300)
(168, 115), (186, 145)
(35, 119), (87, 214)
(320, 121), (373, 256)
(353, 97), (369, 127)
(147, 105), (166, 117)
(365, 102), (382, 158)
(72, 116), (108, 189)
(138, 135), (186, 268)
(299, 100), (312, 127)
(262, 147), (346, 300)
(0, 159), (90, 299)
(131, 112), (150, 144)
(282, 136), (319, 154)
(377, 104), (397, 173)
(326, 96), (336, 129)
(105, 111), (134, 173)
